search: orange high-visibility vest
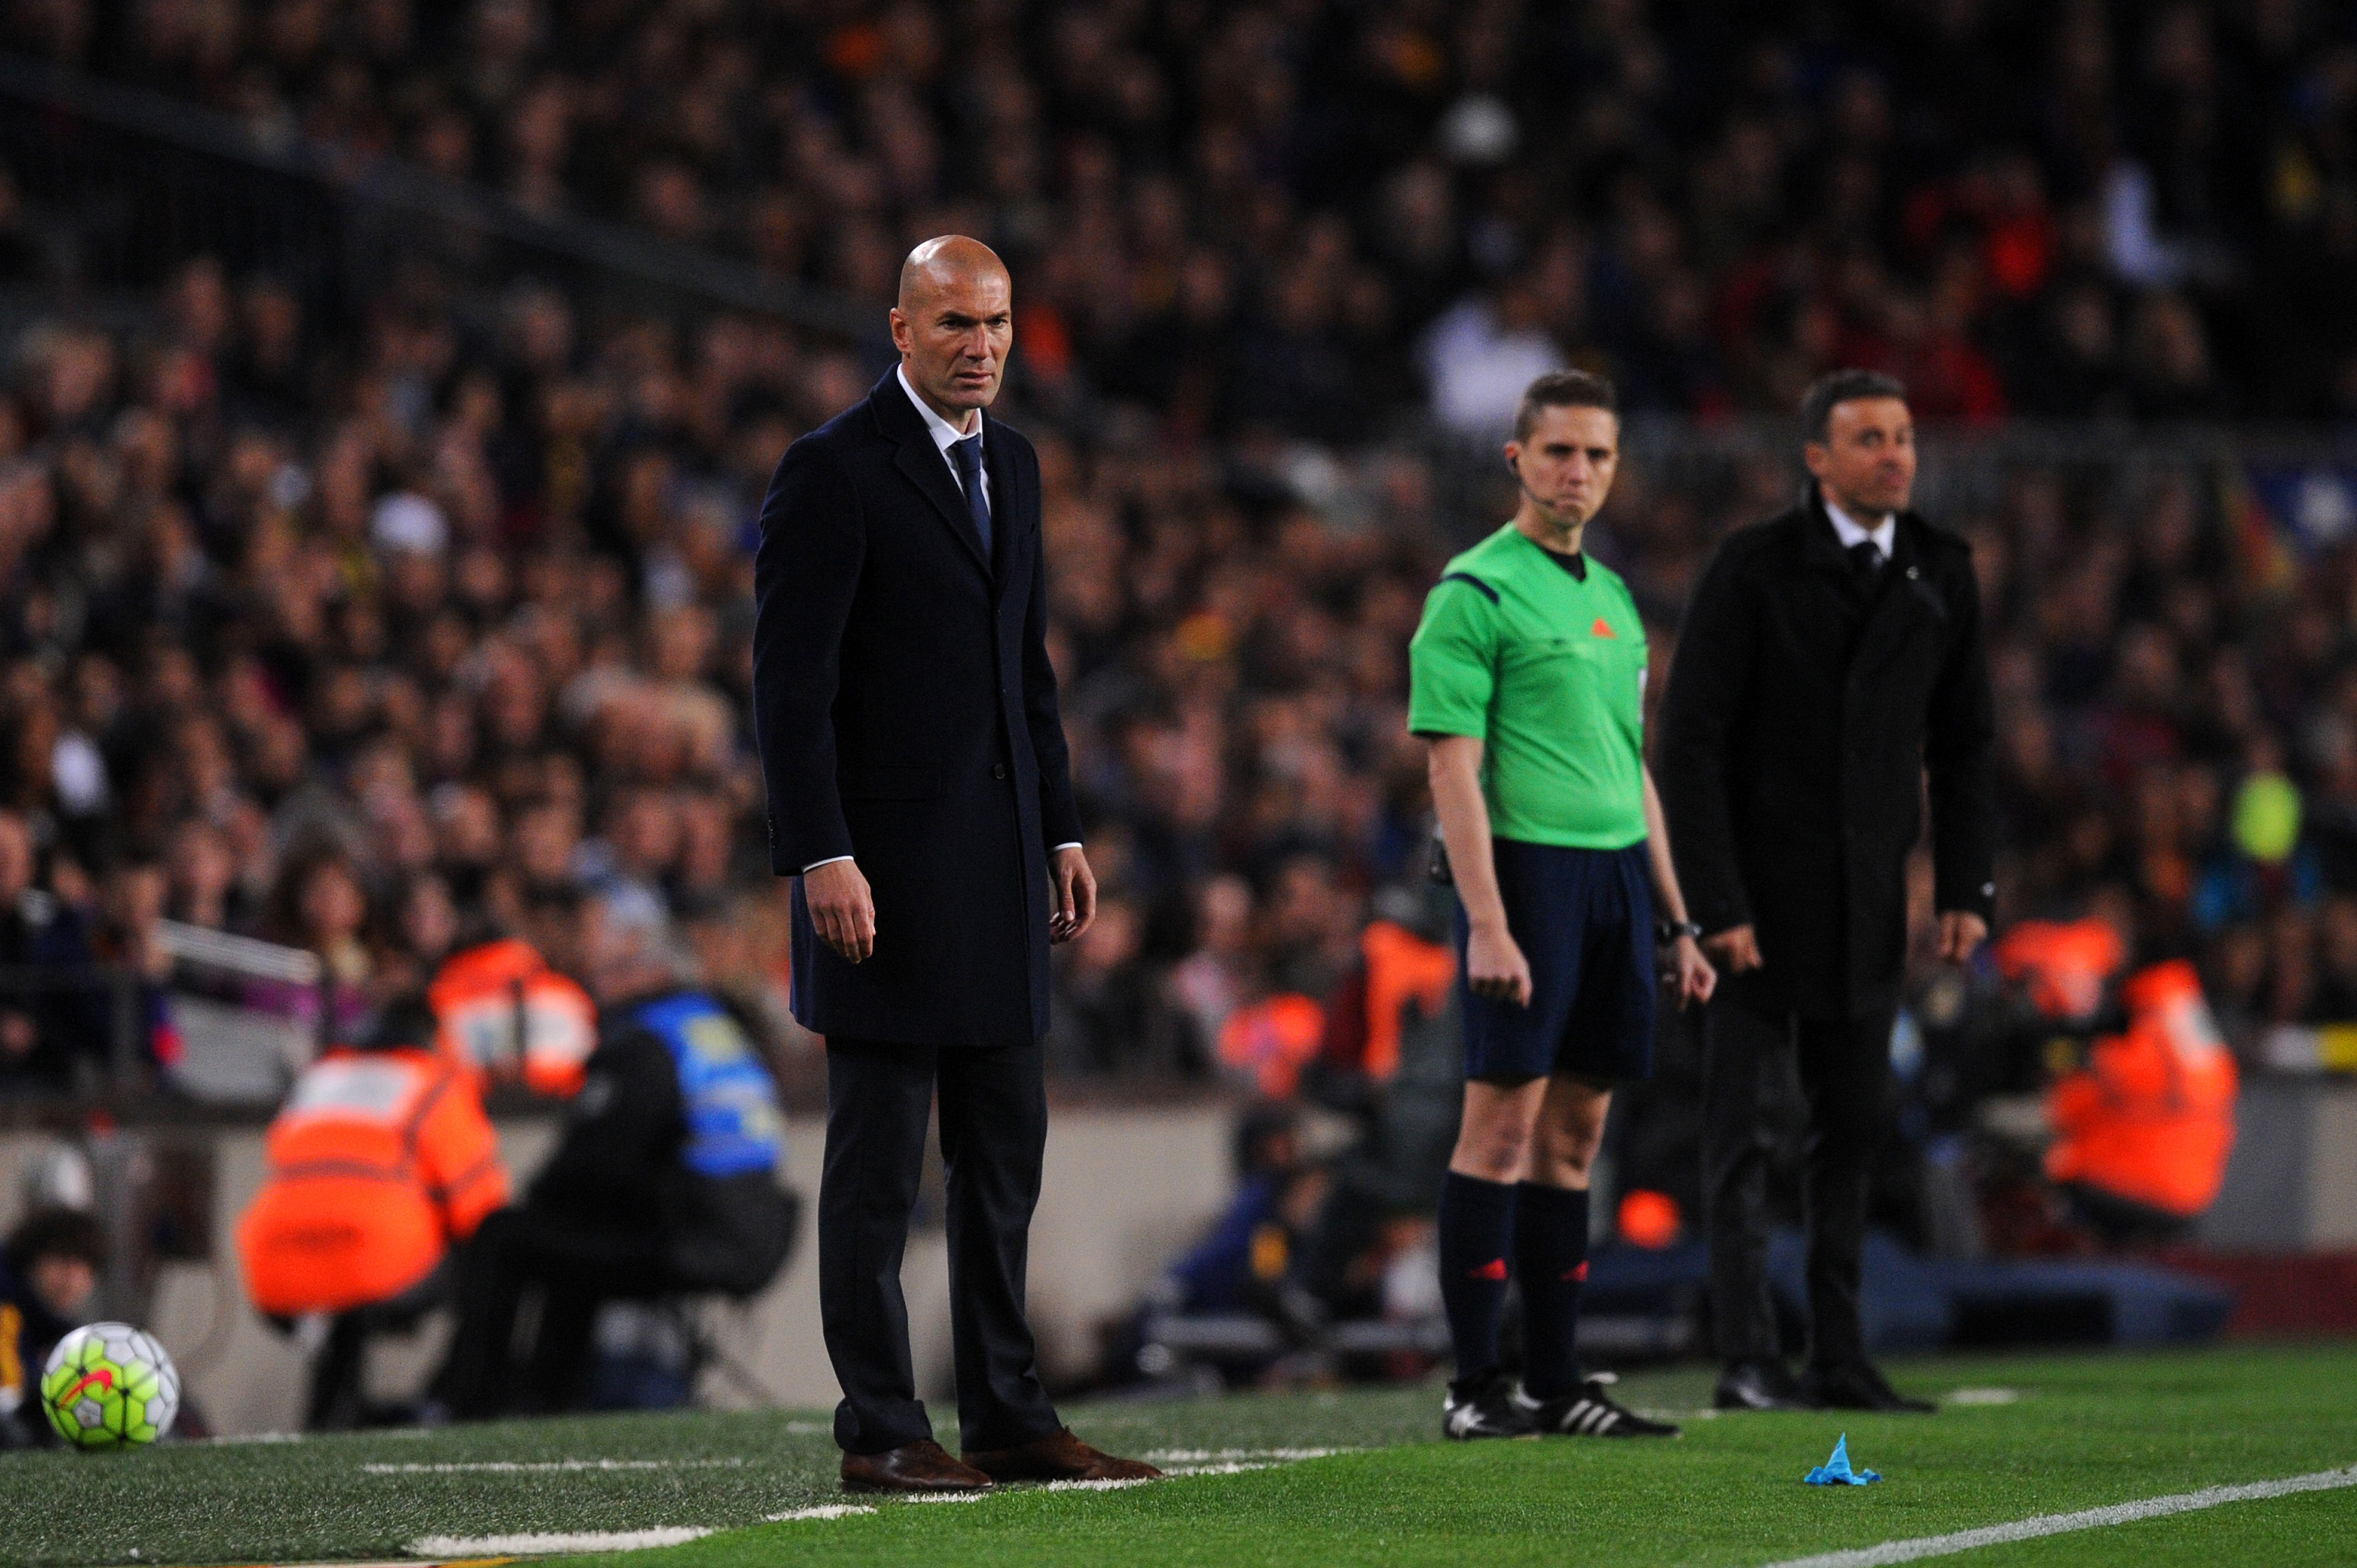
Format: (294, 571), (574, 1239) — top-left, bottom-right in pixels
(1358, 921), (1455, 1082)
(2044, 960), (2239, 1218)
(427, 938), (598, 1098)
(1994, 918), (2128, 1021)
(1219, 995), (1326, 1099)
(237, 1047), (508, 1315)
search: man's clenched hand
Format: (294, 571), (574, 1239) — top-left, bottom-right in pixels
(1050, 846), (1096, 944)
(1703, 924), (1763, 974)
(805, 859), (877, 963)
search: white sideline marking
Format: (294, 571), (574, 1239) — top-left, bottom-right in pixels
(367, 1459), (747, 1475)
(1762, 1463), (2357, 1567)
(395, 1441), (1337, 1553)
(1942, 1388), (2020, 1406)
(407, 1528), (713, 1556)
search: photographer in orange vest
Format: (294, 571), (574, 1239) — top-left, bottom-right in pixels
(2044, 958), (2238, 1243)
(1995, 920), (2238, 1244)
(427, 910), (599, 1099)
(237, 999), (508, 1428)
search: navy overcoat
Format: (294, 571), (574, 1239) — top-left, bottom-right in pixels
(751, 371), (1082, 1046)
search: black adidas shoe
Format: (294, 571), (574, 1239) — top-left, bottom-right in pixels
(1442, 1373), (1538, 1440)
(1520, 1373), (1682, 1437)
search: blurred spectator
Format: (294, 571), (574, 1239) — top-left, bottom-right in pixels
(1047, 895), (1183, 1079)
(249, 842), (374, 1047)
(1419, 277), (1563, 436)
(87, 856), (183, 1076)
(0, 811), (98, 1093)
(0, 1205), (104, 1447)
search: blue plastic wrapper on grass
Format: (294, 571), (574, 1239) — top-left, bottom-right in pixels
(1804, 1434), (1881, 1486)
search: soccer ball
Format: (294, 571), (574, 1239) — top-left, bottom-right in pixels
(38, 1323), (180, 1448)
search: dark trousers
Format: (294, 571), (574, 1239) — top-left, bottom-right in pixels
(273, 1260), (454, 1431)
(432, 1207), (670, 1419)
(821, 1037), (1061, 1457)
(1703, 997), (1894, 1370)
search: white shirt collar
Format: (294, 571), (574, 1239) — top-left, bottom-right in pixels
(896, 363), (980, 455)
(1822, 494), (1896, 559)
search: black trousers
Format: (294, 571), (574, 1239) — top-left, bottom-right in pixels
(269, 1260), (455, 1431)
(821, 1037), (1061, 1456)
(432, 1207), (670, 1419)
(1703, 997), (1894, 1370)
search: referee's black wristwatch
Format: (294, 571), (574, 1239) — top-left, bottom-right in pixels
(1655, 918), (1703, 947)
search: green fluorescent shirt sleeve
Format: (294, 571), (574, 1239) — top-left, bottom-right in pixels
(1404, 579), (1497, 740)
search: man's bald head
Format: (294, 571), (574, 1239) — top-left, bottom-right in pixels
(897, 236), (1009, 312)
(890, 236), (1014, 427)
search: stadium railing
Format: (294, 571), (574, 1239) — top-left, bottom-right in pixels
(0, 924), (328, 1117)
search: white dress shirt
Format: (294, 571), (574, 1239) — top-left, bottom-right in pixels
(802, 368), (1077, 873)
(1822, 495), (1896, 563)
(897, 363), (990, 512)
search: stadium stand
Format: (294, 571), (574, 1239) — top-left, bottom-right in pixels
(0, 0), (2351, 1123)
(5, 0), (2354, 426)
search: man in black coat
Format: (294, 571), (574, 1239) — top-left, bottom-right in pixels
(751, 237), (1157, 1494)
(1657, 370), (1996, 1414)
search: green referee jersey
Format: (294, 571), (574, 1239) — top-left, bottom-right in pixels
(1407, 523), (1649, 849)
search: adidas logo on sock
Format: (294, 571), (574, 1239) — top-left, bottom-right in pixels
(1471, 1258), (1508, 1281)
(1561, 1260), (1590, 1282)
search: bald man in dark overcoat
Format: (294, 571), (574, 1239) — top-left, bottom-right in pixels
(752, 238), (1156, 1492)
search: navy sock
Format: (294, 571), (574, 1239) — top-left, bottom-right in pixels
(1513, 1182), (1591, 1400)
(1437, 1172), (1518, 1384)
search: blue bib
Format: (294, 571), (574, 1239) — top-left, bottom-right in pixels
(631, 993), (786, 1179)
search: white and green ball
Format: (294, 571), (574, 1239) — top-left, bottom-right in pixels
(38, 1323), (180, 1448)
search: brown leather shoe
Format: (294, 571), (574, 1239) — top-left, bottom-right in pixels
(963, 1426), (1164, 1483)
(840, 1438), (996, 1493)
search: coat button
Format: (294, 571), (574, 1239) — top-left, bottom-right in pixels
(993, 763), (1008, 780)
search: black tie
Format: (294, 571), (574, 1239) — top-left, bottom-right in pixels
(951, 434), (992, 558)
(1848, 540), (1883, 580)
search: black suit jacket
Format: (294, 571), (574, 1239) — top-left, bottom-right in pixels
(1656, 486), (1997, 1021)
(751, 372), (1082, 1047)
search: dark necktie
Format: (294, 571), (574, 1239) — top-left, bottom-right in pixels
(951, 434), (992, 558)
(1848, 540), (1884, 581)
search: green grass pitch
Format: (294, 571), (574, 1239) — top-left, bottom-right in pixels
(0, 1342), (2350, 1566)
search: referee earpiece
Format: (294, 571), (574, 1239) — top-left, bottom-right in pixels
(1506, 453), (1547, 511)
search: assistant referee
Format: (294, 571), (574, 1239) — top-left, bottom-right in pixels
(1408, 369), (1713, 1442)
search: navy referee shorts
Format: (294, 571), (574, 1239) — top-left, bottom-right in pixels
(1455, 838), (1656, 1084)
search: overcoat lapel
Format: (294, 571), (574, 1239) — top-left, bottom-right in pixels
(871, 375), (992, 573)
(1795, 491), (1858, 587)
(1853, 518), (1946, 676)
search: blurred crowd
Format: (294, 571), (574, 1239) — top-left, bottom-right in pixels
(1, 238), (2354, 1104)
(0, 1), (2352, 1105)
(5, 0), (2357, 435)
